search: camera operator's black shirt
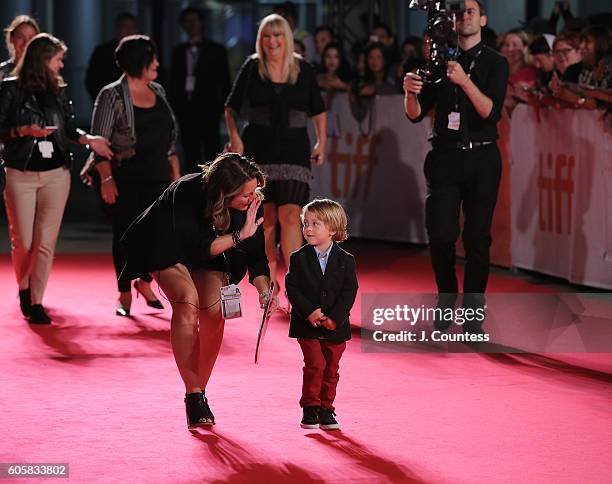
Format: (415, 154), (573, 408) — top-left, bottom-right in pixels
(409, 41), (509, 144)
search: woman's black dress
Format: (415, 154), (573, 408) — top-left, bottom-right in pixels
(225, 57), (325, 206)
(121, 173), (269, 285)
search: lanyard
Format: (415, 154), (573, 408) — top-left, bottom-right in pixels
(212, 224), (233, 285)
(454, 48), (483, 110)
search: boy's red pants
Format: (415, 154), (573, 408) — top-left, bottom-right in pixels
(297, 338), (346, 411)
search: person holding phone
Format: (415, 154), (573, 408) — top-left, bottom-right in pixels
(0, 33), (112, 324)
(224, 14), (326, 300)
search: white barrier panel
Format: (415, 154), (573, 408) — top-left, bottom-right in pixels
(510, 105), (612, 290)
(311, 93), (430, 244)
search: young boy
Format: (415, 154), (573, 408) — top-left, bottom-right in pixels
(285, 199), (358, 430)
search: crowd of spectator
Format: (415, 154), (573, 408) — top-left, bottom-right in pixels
(286, 0), (612, 115)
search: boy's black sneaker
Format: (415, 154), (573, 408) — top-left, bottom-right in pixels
(300, 406), (320, 429)
(319, 407), (340, 430)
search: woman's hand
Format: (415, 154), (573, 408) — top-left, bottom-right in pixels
(239, 198), (263, 240)
(19, 125), (57, 138)
(87, 135), (114, 159)
(310, 141), (325, 166)
(512, 83), (531, 103)
(100, 177), (118, 205)
(228, 134), (244, 155)
(259, 292), (279, 317)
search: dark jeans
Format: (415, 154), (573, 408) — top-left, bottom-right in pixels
(178, 116), (221, 174)
(111, 180), (168, 293)
(424, 143), (502, 296)
(298, 338), (346, 411)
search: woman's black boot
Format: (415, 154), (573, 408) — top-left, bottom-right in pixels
(29, 304), (51, 324)
(19, 287), (31, 317)
(184, 392), (215, 429)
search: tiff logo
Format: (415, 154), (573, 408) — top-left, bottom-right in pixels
(537, 152), (575, 234)
(327, 133), (379, 200)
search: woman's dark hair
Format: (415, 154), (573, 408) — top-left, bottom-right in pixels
(203, 153), (266, 232)
(321, 42), (353, 82)
(553, 31), (582, 51)
(581, 25), (611, 63)
(114, 34), (157, 78)
(4, 15), (39, 59)
(15, 33), (66, 93)
(364, 42), (389, 83)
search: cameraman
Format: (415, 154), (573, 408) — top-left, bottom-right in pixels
(403, 0), (509, 333)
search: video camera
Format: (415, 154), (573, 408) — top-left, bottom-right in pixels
(409, 0), (465, 83)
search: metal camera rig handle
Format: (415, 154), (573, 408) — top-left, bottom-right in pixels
(409, 0), (465, 84)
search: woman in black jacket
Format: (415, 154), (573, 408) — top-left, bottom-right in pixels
(121, 153), (277, 429)
(0, 33), (112, 324)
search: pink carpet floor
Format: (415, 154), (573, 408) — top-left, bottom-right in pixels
(0, 250), (610, 483)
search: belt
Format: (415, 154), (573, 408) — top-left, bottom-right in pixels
(433, 140), (495, 150)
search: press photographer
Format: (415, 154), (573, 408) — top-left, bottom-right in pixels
(403, 0), (509, 333)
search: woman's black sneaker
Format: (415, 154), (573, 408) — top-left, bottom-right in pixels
(300, 406), (320, 429)
(184, 392), (214, 430)
(319, 407), (340, 430)
(29, 304), (51, 324)
(19, 288), (31, 317)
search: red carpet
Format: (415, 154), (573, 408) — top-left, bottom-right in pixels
(0, 249), (610, 483)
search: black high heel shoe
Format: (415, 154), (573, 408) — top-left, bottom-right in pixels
(134, 281), (164, 310)
(115, 301), (130, 317)
(115, 293), (131, 317)
(184, 392), (215, 429)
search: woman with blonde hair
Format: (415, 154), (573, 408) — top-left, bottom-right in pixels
(500, 29), (538, 114)
(0, 15), (39, 80)
(225, 13), (326, 300)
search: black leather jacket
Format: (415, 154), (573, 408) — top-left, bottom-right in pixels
(0, 77), (84, 171)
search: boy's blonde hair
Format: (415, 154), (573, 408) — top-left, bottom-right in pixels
(301, 199), (348, 242)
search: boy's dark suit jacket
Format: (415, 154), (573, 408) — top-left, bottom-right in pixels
(285, 243), (358, 342)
